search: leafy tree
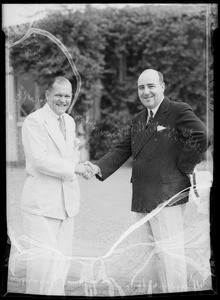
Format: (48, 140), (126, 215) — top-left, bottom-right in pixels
(9, 5), (105, 119)
(8, 4), (208, 159)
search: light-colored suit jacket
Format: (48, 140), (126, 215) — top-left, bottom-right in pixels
(21, 103), (81, 219)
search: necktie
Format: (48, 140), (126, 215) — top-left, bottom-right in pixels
(146, 110), (154, 128)
(59, 115), (66, 139)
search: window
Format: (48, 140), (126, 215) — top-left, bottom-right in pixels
(15, 75), (44, 121)
(118, 51), (137, 82)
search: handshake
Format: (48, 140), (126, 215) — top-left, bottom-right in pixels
(75, 161), (100, 180)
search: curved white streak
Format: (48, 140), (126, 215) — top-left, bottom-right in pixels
(8, 25), (81, 114)
(7, 4), (38, 48)
(30, 27), (81, 112)
(8, 28), (32, 48)
(99, 187), (190, 260)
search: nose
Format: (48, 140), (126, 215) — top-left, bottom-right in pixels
(59, 96), (66, 103)
(143, 86), (150, 95)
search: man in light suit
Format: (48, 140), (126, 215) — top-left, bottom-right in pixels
(21, 76), (90, 295)
(84, 69), (209, 293)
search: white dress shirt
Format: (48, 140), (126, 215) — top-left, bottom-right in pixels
(147, 97), (164, 121)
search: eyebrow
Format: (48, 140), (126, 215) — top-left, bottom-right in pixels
(54, 93), (72, 96)
(138, 83), (155, 88)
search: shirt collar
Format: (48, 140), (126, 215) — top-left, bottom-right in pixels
(148, 97), (164, 117)
(45, 103), (64, 121)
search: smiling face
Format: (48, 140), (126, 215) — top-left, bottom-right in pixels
(137, 70), (165, 109)
(45, 81), (72, 115)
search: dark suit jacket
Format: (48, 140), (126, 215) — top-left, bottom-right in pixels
(95, 97), (209, 213)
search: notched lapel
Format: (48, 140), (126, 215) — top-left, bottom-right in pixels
(132, 109), (147, 153)
(133, 97), (171, 158)
(133, 121), (157, 158)
(64, 115), (75, 156)
(44, 115), (67, 157)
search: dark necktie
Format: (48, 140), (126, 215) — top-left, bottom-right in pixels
(146, 110), (154, 129)
(59, 115), (66, 139)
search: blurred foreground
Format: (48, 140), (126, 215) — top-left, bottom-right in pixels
(6, 158), (213, 296)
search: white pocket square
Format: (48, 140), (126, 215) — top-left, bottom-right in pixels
(157, 125), (166, 131)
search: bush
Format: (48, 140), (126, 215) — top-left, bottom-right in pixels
(89, 114), (131, 160)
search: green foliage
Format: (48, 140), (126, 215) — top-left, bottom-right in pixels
(9, 5), (105, 117)
(89, 113), (131, 160)
(8, 4), (208, 159)
(99, 5), (207, 120)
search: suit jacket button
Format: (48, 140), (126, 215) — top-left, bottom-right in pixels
(132, 141), (135, 145)
(154, 138), (158, 142)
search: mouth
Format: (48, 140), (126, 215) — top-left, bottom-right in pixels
(56, 103), (67, 108)
(143, 96), (153, 101)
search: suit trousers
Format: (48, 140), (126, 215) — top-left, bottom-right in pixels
(22, 212), (74, 295)
(137, 204), (187, 293)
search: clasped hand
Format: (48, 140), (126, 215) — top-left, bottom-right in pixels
(75, 161), (99, 180)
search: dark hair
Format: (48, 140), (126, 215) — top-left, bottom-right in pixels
(47, 76), (71, 91)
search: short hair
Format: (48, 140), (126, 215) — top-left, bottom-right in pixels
(47, 76), (72, 92)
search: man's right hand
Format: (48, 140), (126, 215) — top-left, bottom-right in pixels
(82, 161), (100, 180)
(75, 163), (92, 177)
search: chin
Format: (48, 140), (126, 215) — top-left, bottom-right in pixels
(144, 103), (154, 109)
(57, 107), (67, 114)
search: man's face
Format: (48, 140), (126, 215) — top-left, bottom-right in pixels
(45, 82), (72, 115)
(137, 70), (165, 109)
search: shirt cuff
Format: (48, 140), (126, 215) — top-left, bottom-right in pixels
(97, 166), (102, 177)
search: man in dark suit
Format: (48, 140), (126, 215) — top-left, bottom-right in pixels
(84, 69), (209, 292)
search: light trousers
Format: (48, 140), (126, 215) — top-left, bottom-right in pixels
(138, 204), (187, 293)
(22, 212), (74, 295)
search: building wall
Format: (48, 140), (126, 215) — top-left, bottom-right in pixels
(6, 53), (18, 163)
(16, 124), (26, 163)
(7, 71), (90, 164)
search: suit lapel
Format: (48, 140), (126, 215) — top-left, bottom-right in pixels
(132, 109), (147, 154)
(43, 106), (67, 157)
(133, 97), (171, 158)
(64, 114), (75, 157)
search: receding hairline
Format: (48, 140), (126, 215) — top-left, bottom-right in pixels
(47, 76), (72, 91)
(138, 69), (164, 84)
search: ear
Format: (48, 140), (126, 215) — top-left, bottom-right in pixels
(162, 82), (165, 92)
